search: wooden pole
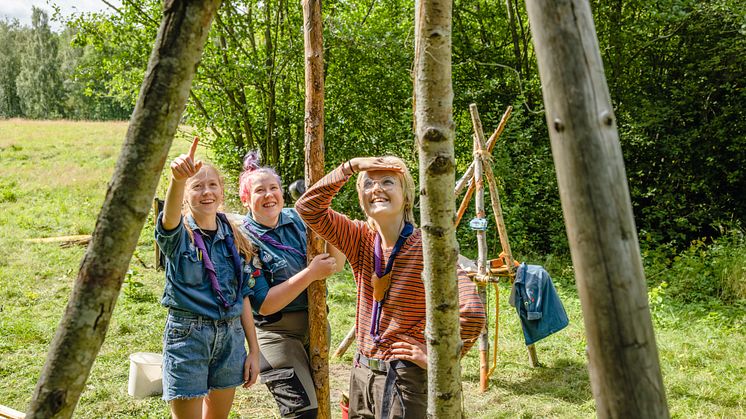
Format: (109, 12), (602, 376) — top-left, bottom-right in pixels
(524, 0), (669, 416)
(454, 106), (513, 228)
(472, 103), (540, 374)
(301, 0), (330, 416)
(471, 121), (490, 392)
(26, 1), (222, 416)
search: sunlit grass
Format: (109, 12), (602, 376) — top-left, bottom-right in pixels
(0, 120), (743, 417)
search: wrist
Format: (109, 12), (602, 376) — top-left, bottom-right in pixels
(343, 160), (356, 176)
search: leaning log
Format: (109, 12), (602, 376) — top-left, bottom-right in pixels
(524, 0), (669, 417)
(26, 1), (221, 417)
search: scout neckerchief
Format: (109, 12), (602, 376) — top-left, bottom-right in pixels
(370, 221), (414, 343)
(191, 213), (243, 309)
(243, 217), (305, 258)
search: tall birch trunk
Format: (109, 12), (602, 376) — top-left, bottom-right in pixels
(414, 0), (461, 416)
(26, 1), (221, 417)
(523, 0), (669, 417)
(301, 0), (330, 416)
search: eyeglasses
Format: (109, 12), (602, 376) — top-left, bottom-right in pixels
(362, 176), (400, 192)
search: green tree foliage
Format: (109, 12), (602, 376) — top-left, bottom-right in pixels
(62, 0), (743, 256)
(0, 20), (24, 118)
(15, 7), (65, 119)
(58, 27), (132, 120)
(604, 0), (746, 246)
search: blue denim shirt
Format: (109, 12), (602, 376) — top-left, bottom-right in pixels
(241, 208), (309, 314)
(513, 263), (569, 345)
(155, 213), (252, 320)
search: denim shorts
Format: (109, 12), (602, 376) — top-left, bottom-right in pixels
(162, 309), (247, 401)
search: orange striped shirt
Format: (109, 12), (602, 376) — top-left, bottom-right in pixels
(296, 166), (486, 360)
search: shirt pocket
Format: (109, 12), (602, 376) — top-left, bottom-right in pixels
(215, 244), (239, 302)
(177, 250), (204, 286)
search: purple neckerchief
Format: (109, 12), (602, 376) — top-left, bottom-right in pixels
(191, 214), (243, 309)
(243, 217), (305, 258)
(370, 222), (414, 343)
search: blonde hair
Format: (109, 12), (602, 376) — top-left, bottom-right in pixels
(183, 164), (255, 260)
(355, 156), (417, 227)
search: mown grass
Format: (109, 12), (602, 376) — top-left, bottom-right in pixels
(1, 119), (744, 417)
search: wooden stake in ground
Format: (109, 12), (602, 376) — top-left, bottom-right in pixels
(25, 1), (222, 417)
(413, 0), (462, 416)
(524, 0), (669, 416)
(301, 0), (331, 416)
(469, 111), (490, 392)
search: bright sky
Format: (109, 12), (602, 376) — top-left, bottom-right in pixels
(1, 0), (121, 30)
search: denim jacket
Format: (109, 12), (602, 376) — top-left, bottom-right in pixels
(513, 263), (569, 345)
(239, 208), (309, 313)
(155, 214), (251, 320)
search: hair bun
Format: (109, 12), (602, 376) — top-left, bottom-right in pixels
(243, 150), (261, 171)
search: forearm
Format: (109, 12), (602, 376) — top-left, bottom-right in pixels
(295, 165), (358, 258)
(327, 243), (346, 273)
(296, 165), (344, 212)
(162, 177), (186, 230)
(257, 268), (317, 315)
(241, 298), (259, 353)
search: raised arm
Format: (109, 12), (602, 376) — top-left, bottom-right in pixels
(294, 163), (359, 261)
(162, 137), (203, 230)
(295, 158), (403, 265)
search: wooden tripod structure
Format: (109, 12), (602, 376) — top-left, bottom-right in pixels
(456, 104), (539, 392)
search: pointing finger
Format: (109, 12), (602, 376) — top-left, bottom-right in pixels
(188, 136), (199, 159)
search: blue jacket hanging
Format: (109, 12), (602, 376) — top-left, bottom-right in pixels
(513, 263), (569, 345)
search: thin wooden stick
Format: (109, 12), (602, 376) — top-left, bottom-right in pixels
(454, 106), (513, 197)
(333, 326), (356, 358)
(454, 106), (513, 228)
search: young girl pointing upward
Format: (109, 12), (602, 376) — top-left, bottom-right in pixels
(156, 137), (260, 419)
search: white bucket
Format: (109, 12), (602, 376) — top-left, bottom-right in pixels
(128, 352), (163, 399)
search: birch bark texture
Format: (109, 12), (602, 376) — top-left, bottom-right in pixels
(413, 0), (463, 416)
(26, 1), (221, 417)
(301, 0), (331, 416)
(523, 0), (669, 417)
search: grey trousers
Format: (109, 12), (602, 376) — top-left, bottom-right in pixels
(348, 355), (428, 419)
(257, 311), (317, 418)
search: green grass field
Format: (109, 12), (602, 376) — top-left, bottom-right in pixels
(0, 120), (744, 417)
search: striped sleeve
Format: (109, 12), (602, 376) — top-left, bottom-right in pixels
(295, 165), (365, 269)
(458, 269), (486, 356)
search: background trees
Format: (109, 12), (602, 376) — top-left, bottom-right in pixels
(3, 0), (744, 263)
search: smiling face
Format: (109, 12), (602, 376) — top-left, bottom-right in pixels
(355, 156), (416, 227)
(246, 171), (284, 227)
(359, 170), (405, 223)
(185, 165), (224, 220)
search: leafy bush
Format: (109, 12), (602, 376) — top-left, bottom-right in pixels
(644, 226), (745, 304)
